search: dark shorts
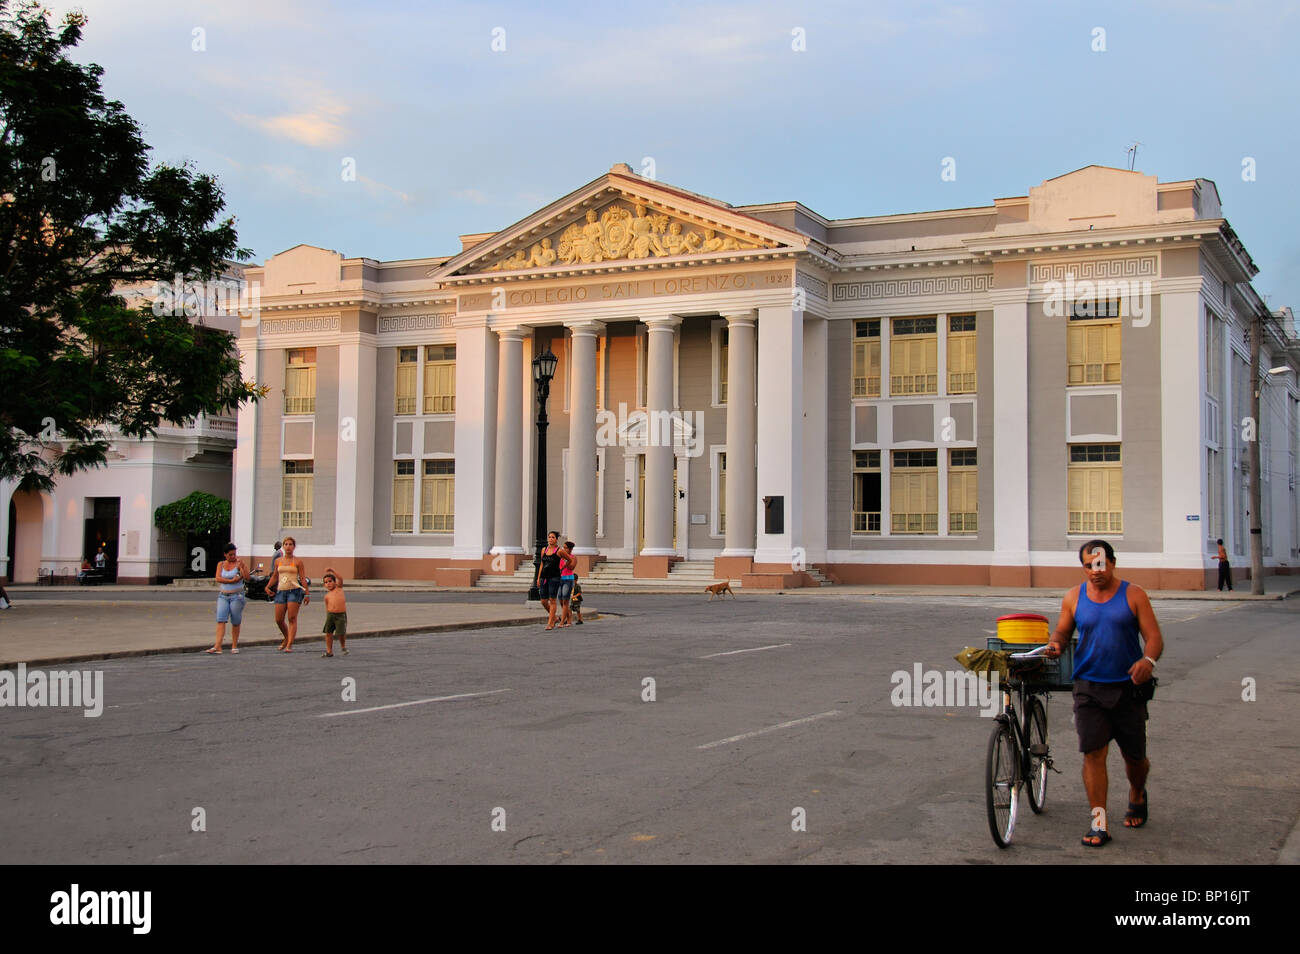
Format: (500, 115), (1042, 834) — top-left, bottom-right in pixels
(1073, 678), (1148, 759)
(323, 611), (347, 637)
(540, 577), (562, 599)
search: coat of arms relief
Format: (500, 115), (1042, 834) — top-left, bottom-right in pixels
(486, 202), (764, 271)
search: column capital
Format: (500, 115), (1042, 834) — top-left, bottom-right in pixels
(564, 318), (606, 338)
(641, 315), (683, 332)
(723, 310), (757, 327)
(492, 325), (528, 342)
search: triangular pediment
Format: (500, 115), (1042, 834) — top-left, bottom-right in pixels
(433, 166), (807, 279)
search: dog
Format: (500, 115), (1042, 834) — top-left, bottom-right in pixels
(705, 579), (734, 600)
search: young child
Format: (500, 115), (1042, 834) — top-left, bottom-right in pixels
(570, 579), (583, 625)
(321, 568), (348, 657)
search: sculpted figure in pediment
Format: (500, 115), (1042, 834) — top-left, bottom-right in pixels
(529, 237), (556, 267)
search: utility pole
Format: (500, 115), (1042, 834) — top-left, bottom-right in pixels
(1249, 310), (1264, 595)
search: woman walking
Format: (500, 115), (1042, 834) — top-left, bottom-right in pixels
(207, 543), (249, 654)
(266, 536), (310, 651)
(534, 531), (571, 631)
(557, 540), (578, 627)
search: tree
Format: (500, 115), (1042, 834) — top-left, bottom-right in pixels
(154, 491), (231, 538)
(0, 1), (261, 492)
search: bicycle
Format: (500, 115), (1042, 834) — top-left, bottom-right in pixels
(985, 645), (1067, 848)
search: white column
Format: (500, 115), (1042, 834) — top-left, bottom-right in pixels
(801, 313), (828, 564)
(990, 288), (1030, 575)
(566, 320), (604, 555)
(232, 336), (260, 556)
(722, 311), (757, 557)
(0, 479), (13, 581)
(754, 303), (803, 565)
(641, 315), (680, 556)
(1161, 287), (1206, 569)
(334, 330), (376, 565)
(492, 328), (526, 554)
(452, 320), (499, 559)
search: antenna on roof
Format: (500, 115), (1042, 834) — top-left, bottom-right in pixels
(1125, 142), (1142, 171)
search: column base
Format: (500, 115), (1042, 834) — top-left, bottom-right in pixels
(434, 566), (483, 587)
(573, 553), (605, 576)
(483, 552), (526, 575)
(713, 555), (753, 580)
(988, 565), (1032, 587)
(633, 555), (680, 579)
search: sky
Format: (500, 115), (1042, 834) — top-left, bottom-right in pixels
(48, 0), (1300, 308)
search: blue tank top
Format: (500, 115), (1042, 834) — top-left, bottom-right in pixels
(1072, 580), (1143, 683)
(219, 564), (243, 593)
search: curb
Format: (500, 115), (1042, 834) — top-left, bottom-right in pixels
(0, 612), (602, 670)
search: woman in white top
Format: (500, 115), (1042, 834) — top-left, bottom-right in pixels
(208, 543), (249, 654)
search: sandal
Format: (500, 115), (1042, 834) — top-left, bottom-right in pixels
(321, 652), (333, 658)
(1081, 827), (1111, 848)
(205, 648), (221, 655)
(231, 648), (239, 654)
(1125, 790), (1148, 828)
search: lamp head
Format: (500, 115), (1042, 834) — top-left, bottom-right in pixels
(533, 348), (558, 384)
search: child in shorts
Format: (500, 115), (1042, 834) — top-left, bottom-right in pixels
(570, 580), (583, 625)
(321, 569), (348, 657)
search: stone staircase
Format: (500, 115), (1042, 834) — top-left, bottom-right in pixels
(474, 559), (833, 591)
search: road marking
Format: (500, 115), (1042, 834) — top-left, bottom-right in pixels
(700, 643), (792, 659)
(318, 688), (512, 718)
(696, 710), (843, 750)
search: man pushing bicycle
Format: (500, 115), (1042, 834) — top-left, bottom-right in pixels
(1045, 539), (1164, 848)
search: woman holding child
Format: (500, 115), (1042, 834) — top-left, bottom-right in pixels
(266, 536), (309, 652)
(534, 531), (571, 631)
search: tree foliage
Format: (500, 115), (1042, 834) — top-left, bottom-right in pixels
(0, 1), (260, 491)
(154, 490), (231, 537)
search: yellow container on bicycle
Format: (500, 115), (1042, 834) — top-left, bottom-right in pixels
(995, 613), (1050, 643)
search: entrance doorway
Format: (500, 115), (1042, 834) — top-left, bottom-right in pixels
(83, 497), (120, 582)
(637, 456), (677, 551)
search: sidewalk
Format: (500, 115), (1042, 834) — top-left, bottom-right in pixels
(28, 573), (1300, 600)
(0, 598), (558, 668)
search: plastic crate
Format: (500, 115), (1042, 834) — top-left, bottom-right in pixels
(986, 636), (1076, 691)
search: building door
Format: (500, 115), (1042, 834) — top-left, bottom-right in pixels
(637, 456), (677, 552)
(83, 496), (120, 582)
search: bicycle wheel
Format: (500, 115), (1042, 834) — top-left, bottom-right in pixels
(985, 718), (1019, 847)
(1027, 695), (1049, 814)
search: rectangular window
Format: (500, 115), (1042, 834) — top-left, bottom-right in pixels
(853, 320), (881, 398)
(284, 348), (316, 415)
(1207, 313), (1224, 400)
(281, 460), (313, 528)
(890, 448), (938, 534)
(718, 452), (727, 533)
(1068, 443), (1123, 533)
(719, 327), (729, 404)
(1067, 303), (1122, 385)
(395, 347), (418, 415)
(423, 345), (456, 414)
(596, 334), (605, 410)
(853, 450), (881, 534)
(948, 448), (978, 533)
(392, 460), (415, 532)
(890, 316), (938, 396)
(421, 459), (455, 532)
(947, 314), (977, 394)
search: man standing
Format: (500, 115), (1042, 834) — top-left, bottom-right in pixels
(1216, 538), (1232, 592)
(1045, 540), (1164, 848)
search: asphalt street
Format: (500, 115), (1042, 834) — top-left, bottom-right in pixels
(1, 591), (1296, 864)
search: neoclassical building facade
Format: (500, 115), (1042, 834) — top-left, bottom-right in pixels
(229, 164), (1300, 589)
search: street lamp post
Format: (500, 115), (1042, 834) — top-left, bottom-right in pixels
(528, 347), (558, 601)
